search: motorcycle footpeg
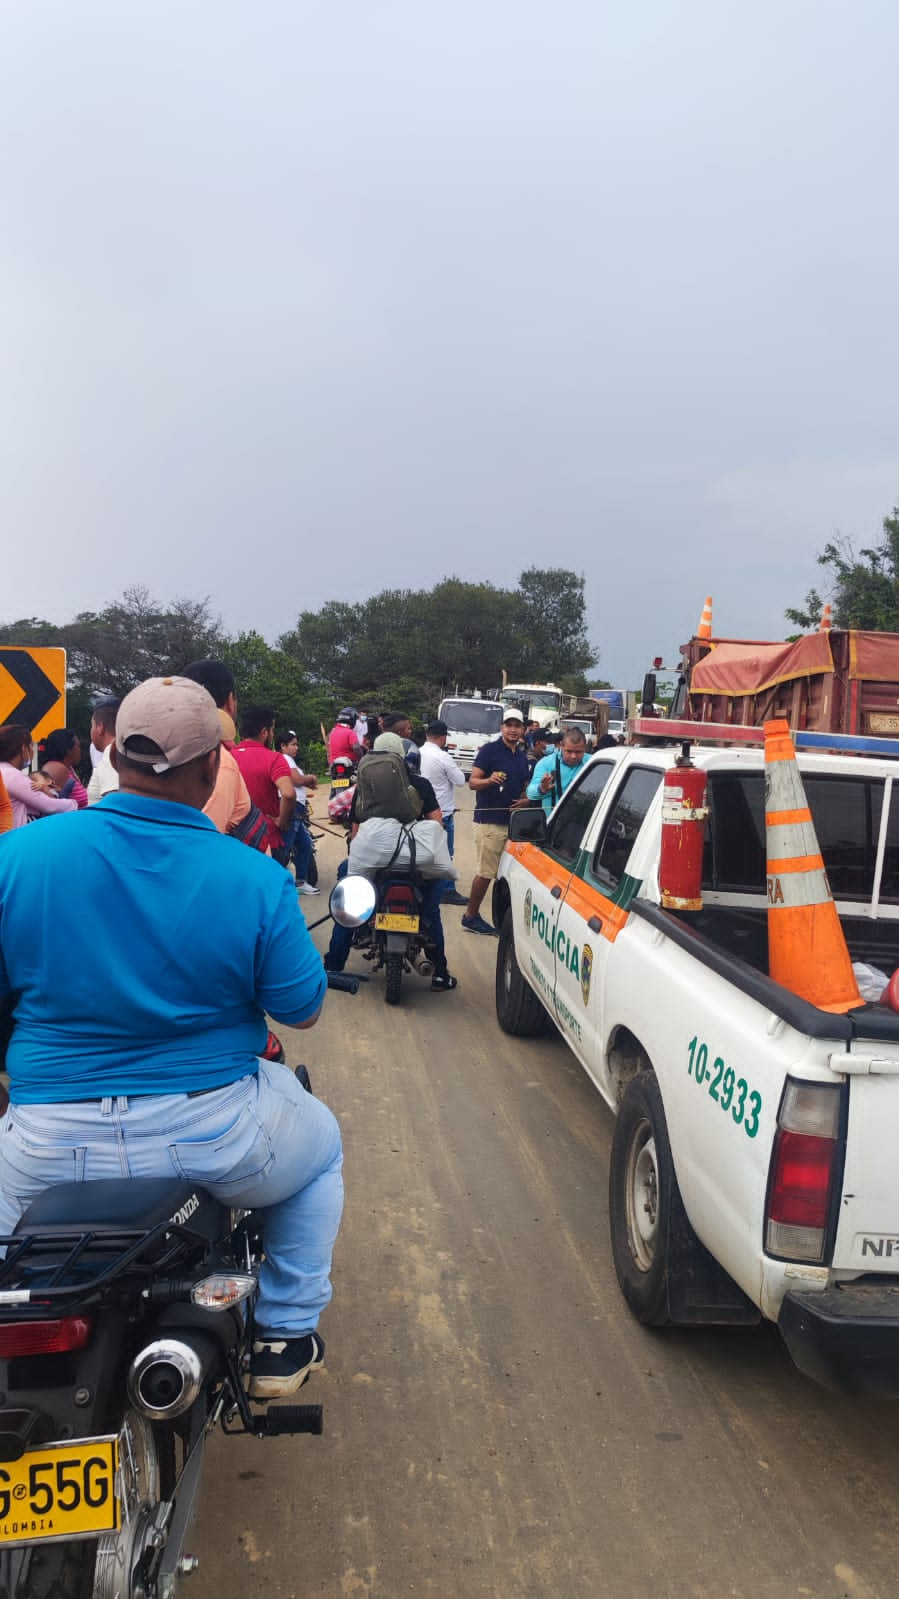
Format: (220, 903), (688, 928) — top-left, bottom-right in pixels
(255, 1404), (323, 1437)
(325, 972), (359, 993)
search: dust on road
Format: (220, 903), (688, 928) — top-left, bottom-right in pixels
(193, 789), (899, 1599)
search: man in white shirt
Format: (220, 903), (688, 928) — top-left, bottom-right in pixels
(86, 697), (121, 804)
(419, 719), (468, 906)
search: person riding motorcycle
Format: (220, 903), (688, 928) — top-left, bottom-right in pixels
(323, 733), (458, 991)
(327, 706), (364, 767)
(0, 676), (342, 1400)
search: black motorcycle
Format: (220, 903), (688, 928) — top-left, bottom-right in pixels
(332, 872), (436, 1007)
(0, 966), (363, 1597)
(327, 758), (354, 800)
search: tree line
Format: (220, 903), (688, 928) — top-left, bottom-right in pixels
(1, 568), (599, 754)
(787, 504), (899, 632)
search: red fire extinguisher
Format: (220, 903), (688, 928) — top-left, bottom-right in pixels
(659, 743), (708, 912)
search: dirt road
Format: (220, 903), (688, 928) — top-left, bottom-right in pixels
(192, 788), (899, 1599)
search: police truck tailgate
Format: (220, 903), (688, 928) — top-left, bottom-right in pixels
(832, 1044), (899, 1272)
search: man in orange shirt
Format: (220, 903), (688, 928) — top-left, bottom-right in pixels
(180, 660), (255, 837)
(0, 770), (12, 835)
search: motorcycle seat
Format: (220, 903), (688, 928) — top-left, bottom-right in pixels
(14, 1178), (227, 1239)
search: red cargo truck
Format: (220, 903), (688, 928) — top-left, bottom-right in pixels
(668, 628), (899, 738)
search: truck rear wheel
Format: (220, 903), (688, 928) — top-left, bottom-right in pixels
(495, 911), (549, 1037)
(609, 1070), (679, 1326)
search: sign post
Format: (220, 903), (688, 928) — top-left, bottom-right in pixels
(0, 648), (67, 740)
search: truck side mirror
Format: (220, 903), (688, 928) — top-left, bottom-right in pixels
(508, 806), (547, 844)
(641, 672), (657, 709)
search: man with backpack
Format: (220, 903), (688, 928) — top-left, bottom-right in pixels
(323, 733), (458, 990)
(527, 726), (590, 817)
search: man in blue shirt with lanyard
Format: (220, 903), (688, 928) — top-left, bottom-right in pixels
(0, 676), (339, 1400)
(462, 708), (531, 936)
(527, 726), (590, 817)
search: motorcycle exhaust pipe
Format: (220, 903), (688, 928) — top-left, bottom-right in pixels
(413, 952), (435, 977)
(127, 1335), (217, 1421)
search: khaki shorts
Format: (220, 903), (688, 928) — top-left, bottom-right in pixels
(473, 822), (509, 880)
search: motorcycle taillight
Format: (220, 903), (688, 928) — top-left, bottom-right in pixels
(384, 885), (415, 913)
(0, 1317), (93, 1357)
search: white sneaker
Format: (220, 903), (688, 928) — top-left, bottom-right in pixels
(296, 882), (321, 896)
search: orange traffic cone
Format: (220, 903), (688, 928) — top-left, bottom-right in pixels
(764, 719), (861, 1013)
(819, 603), (833, 631)
(696, 595), (713, 640)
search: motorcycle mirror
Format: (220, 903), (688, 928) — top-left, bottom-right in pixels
(330, 875), (377, 928)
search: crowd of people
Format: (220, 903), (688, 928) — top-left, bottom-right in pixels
(0, 664), (323, 896)
(0, 670), (609, 1399)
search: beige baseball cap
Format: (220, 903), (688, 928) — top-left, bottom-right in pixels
(116, 676), (222, 774)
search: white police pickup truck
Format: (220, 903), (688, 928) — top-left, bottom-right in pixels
(492, 739), (899, 1393)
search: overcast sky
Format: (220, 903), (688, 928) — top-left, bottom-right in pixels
(3, 1), (898, 687)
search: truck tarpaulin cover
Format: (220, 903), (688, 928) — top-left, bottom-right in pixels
(690, 632), (899, 697)
(690, 635), (835, 697)
(849, 632), (899, 681)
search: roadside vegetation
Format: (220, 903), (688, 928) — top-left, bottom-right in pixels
(2, 567), (600, 751)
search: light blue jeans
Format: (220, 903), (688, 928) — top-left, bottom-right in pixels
(0, 1061), (343, 1339)
(441, 812), (456, 896)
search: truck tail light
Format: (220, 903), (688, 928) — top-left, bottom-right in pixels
(765, 1080), (842, 1262)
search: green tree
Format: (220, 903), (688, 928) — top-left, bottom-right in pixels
(222, 632), (335, 754)
(516, 568), (598, 680)
(0, 587), (228, 699)
(223, 632), (305, 718)
(787, 507), (899, 631)
(280, 570), (598, 710)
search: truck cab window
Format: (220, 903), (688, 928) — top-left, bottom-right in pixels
(704, 774), (766, 891)
(592, 768), (662, 886)
(545, 762), (616, 864)
(881, 790), (899, 900)
(706, 771), (889, 902)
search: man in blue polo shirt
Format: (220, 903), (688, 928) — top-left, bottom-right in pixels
(461, 708), (531, 935)
(0, 676), (338, 1400)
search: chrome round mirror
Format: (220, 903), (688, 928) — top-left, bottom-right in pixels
(330, 875), (377, 928)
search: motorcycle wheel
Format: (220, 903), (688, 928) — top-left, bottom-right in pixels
(3, 1408), (175, 1599)
(385, 953), (403, 1006)
(0, 1543), (94, 1599)
(93, 1408), (175, 1598)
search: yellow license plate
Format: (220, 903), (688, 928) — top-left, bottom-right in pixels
(375, 913), (420, 932)
(0, 1436), (119, 1546)
(332, 778), (350, 789)
(868, 713), (899, 734)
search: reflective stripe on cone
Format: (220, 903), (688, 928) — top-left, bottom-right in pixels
(764, 718), (862, 1014)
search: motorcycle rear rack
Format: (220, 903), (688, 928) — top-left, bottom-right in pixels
(0, 1220), (213, 1306)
